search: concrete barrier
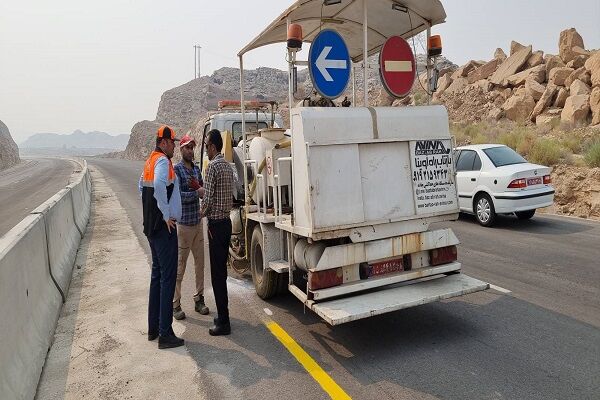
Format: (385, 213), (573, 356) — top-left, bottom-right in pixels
(0, 161), (91, 400)
(31, 189), (80, 294)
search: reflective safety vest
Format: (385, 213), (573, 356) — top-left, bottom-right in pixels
(141, 150), (176, 237)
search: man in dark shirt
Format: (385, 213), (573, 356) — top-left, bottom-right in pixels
(172, 134), (209, 321)
(202, 129), (234, 336)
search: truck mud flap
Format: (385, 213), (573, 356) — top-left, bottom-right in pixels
(310, 274), (489, 325)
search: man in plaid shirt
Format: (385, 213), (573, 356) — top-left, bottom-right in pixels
(172, 134), (209, 320)
(202, 129), (234, 336)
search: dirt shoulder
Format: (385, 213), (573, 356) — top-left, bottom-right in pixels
(36, 168), (205, 400)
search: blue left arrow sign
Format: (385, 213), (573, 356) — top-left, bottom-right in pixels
(309, 29), (351, 99)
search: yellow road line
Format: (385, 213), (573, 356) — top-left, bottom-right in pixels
(266, 321), (351, 400)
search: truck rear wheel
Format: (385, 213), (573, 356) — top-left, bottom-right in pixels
(250, 225), (279, 299)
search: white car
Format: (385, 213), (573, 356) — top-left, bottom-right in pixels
(454, 144), (555, 227)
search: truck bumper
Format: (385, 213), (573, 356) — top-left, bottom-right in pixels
(309, 273), (489, 325)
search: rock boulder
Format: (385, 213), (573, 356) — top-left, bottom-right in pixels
(467, 58), (501, 84)
(590, 87), (600, 125)
(530, 84), (559, 121)
(503, 64), (545, 87)
(570, 79), (590, 96)
(554, 87), (569, 108)
(561, 94), (590, 125)
(503, 94), (536, 122)
(527, 51), (544, 68)
(566, 55), (589, 69)
(489, 45), (532, 85)
(451, 60), (482, 79)
(494, 48), (507, 61)
(436, 74), (453, 95)
(525, 78), (546, 101)
(565, 67), (591, 87)
(559, 28), (585, 63)
(549, 67), (575, 86)
(545, 55), (565, 76)
(510, 40), (526, 56)
(584, 51), (600, 87)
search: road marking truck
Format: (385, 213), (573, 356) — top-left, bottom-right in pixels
(205, 0), (489, 325)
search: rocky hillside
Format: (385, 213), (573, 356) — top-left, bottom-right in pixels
(123, 67), (300, 160)
(122, 55), (455, 160)
(0, 120), (20, 171)
(426, 28), (599, 128)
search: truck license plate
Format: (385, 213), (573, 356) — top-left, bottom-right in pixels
(369, 259), (404, 277)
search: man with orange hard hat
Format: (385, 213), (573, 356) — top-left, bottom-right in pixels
(139, 125), (184, 349)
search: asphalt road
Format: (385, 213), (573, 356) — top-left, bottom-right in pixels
(88, 158), (600, 400)
(0, 158), (76, 237)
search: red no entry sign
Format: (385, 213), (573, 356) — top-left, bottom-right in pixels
(379, 36), (416, 98)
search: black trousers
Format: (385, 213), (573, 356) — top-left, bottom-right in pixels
(147, 227), (178, 337)
(208, 218), (232, 324)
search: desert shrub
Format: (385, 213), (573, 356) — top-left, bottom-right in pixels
(498, 130), (521, 150)
(584, 141), (600, 167)
(516, 130), (537, 156)
(528, 138), (562, 165)
(560, 136), (583, 154)
(471, 133), (489, 145)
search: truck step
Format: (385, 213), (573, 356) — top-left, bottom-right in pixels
(268, 259), (289, 273)
(310, 274), (489, 325)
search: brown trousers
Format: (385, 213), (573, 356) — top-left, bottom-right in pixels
(173, 221), (205, 308)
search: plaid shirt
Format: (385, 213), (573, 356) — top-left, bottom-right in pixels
(174, 161), (203, 226)
(202, 154), (234, 220)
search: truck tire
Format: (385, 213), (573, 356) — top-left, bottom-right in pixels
(250, 225), (279, 299)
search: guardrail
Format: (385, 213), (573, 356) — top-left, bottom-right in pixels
(0, 160), (92, 400)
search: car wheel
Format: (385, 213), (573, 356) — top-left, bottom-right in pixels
(474, 194), (496, 227)
(515, 209), (536, 220)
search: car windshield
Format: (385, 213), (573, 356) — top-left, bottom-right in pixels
(483, 146), (527, 167)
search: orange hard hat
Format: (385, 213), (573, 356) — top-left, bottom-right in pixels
(157, 125), (179, 141)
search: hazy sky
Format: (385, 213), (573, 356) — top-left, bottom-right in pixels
(1, 0), (598, 143)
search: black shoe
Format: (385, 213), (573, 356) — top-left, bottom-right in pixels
(209, 323), (231, 336)
(148, 331), (158, 341)
(195, 296), (209, 315)
(173, 306), (186, 320)
(158, 334), (185, 349)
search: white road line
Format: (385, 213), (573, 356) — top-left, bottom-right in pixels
(490, 284), (511, 294)
(263, 308), (273, 316)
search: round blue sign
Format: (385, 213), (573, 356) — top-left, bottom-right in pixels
(308, 29), (351, 99)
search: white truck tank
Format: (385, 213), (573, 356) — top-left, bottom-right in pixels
(290, 105), (459, 239)
(248, 128), (289, 204)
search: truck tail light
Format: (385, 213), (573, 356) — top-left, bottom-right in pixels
(543, 175), (552, 184)
(308, 268), (343, 290)
(508, 178), (527, 188)
(430, 246), (458, 266)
